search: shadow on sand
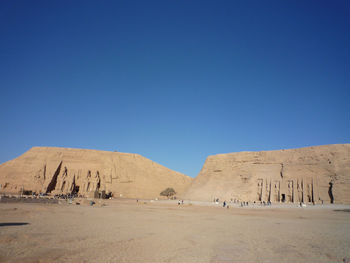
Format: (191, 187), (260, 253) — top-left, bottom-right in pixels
(0, 222), (29, 227)
(333, 209), (350, 213)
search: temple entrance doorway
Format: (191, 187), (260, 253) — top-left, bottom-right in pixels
(72, 185), (80, 195)
(281, 194), (286, 203)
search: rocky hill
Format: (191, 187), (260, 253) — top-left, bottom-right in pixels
(184, 144), (350, 204)
(0, 147), (192, 199)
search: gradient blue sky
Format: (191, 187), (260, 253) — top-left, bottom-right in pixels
(1, 1), (349, 178)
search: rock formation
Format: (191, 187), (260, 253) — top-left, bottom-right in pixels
(0, 147), (192, 199)
(184, 144), (350, 204)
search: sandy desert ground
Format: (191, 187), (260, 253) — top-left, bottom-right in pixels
(0, 199), (350, 263)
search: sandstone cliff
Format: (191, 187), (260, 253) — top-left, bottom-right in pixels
(184, 144), (350, 204)
(0, 147), (192, 199)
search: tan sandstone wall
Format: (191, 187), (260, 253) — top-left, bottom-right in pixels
(0, 147), (192, 199)
(184, 144), (350, 204)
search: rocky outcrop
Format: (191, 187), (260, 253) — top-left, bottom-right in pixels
(0, 147), (192, 199)
(184, 144), (350, 204)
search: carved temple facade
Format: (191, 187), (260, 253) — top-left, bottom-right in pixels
(45, 162), (112, 198)
(256, 176), (325, 204)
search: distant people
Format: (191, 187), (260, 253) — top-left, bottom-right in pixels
(181, 200), (184, 205)
(178, 200), (181, 205)
(223, 201), (226, 207)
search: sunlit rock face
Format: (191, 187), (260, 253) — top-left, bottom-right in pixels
(184, 144), (350, 204)
(0, 147), (192, 199)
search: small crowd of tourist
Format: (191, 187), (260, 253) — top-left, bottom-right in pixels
(177, 200), (184, 205)
(213, 198), (274, 208)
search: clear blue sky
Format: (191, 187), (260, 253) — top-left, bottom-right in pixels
(1, 1), (349, 178)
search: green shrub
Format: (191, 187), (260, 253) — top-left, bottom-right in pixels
(160, 187), (176, 197)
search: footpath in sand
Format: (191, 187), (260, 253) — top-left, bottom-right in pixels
(0, 199), (350, 263)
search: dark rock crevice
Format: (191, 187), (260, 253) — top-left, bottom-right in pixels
(328, 182), (334, 204)
(280, 163), (284, 178)
(46, 161), (62, 193)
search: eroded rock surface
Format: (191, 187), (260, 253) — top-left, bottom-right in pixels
(184, 144), (350, 204)
(0, 147), (192, 199)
